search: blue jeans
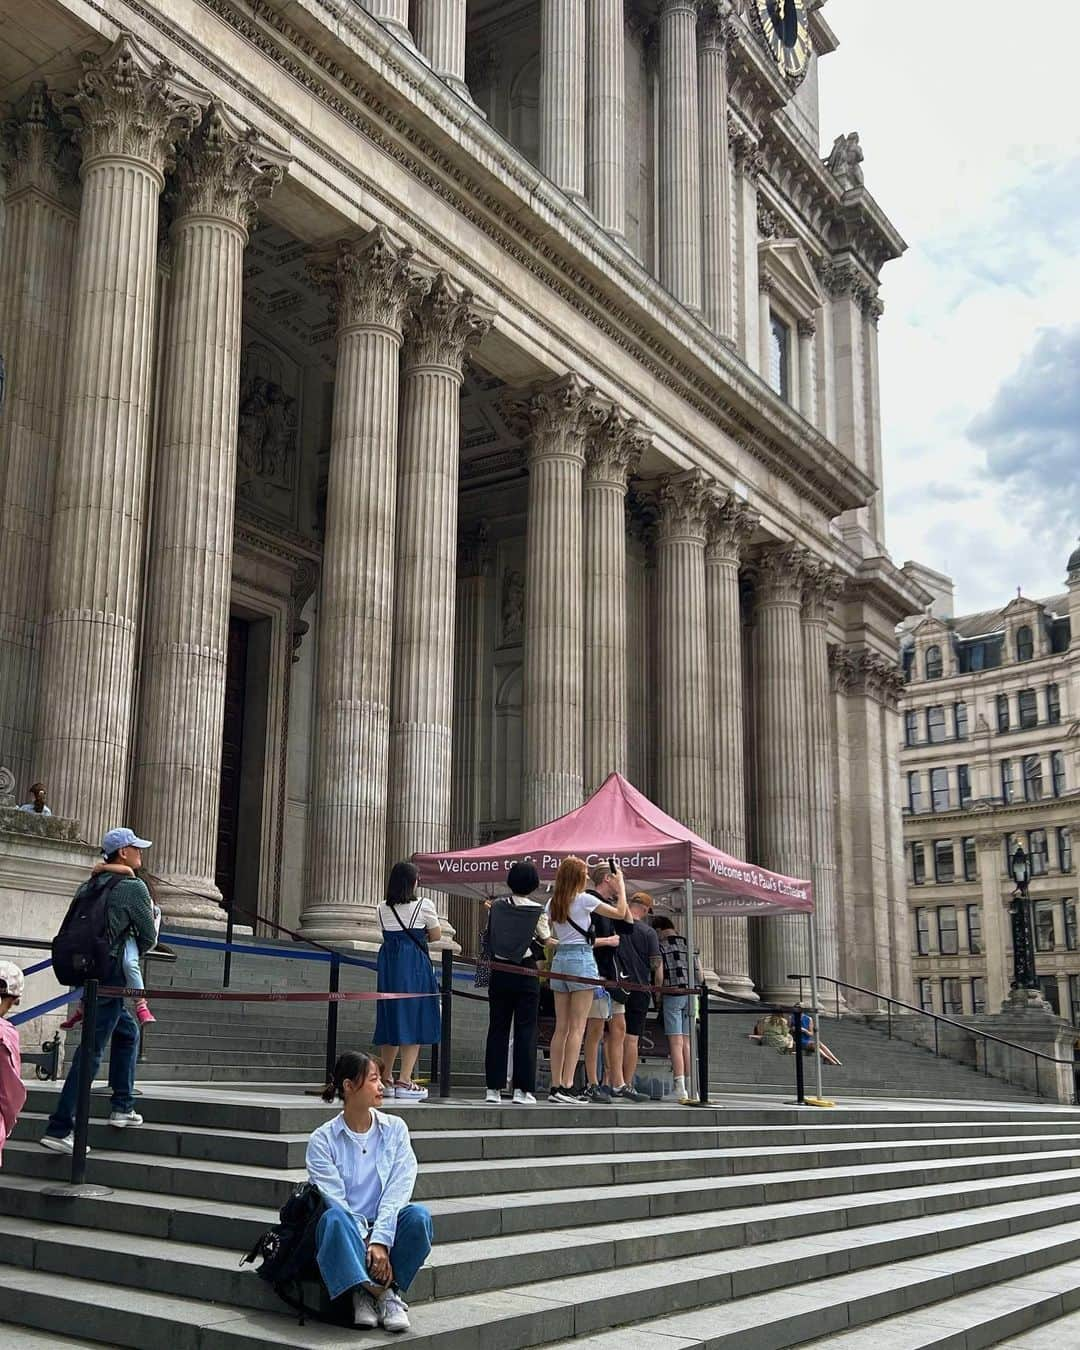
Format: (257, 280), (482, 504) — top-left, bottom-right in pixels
(46, 965), (140, 1136)
(316, 1202), (432, 1302)
(121, 938), (144, 992)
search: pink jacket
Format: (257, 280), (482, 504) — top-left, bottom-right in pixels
(0, 1018), (26, 1166)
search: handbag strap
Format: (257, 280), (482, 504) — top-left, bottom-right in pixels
(389, 898), (432, 958)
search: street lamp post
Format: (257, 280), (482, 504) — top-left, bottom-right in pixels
(1009, 846), (1040, 993)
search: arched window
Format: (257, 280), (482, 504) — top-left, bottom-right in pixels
(1016, 625), (1034, 662)
(925, 645), (943, 680)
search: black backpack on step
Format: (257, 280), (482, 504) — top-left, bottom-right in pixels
(52, 873), (124, 986)
(242, 1182), (350, 1326)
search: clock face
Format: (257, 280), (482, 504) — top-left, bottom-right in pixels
(753, 0), (812, 82)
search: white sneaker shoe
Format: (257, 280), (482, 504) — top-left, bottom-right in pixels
(108, 1110), (144, 1128)
(352, 1290), (379, 1329)
(512, 1090), (537, 1105)
(40, 1133), (88, 1155)
(378, 1289), (411, 1333)
(393, 1081), (428, 1102)
(484, 1088), (501, 1104)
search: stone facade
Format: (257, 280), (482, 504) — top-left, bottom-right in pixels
(0, 2), (923, 999)
(899, 548), (1080, 1020)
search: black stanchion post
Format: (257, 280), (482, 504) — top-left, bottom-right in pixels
(223, 893), (235, 989)
(697, 983), (709, 1106)
(439, 948), (453, 1099)
(791, 1008), (806, 1106)
(324, 954), (340, 1086)
(70, 979), (98, 1187)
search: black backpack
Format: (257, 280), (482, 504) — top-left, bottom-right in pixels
(242, 1182), (349, 1325)
(52, 874), (124, 986)
(487, 899), (544, 963)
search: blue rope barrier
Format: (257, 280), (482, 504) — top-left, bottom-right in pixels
(159, 928), (475, 980)
(21, 957), (53, 977)
(11, 987), (82, 1026)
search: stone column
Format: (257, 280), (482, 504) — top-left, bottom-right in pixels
(863, 294), (886, 544)
(658, 0), (703, 309)
(798, 317), (816, 422)
(801, 559), (844, 986)
(414, 0), (471, 100)
(362, 0), (415, 50)
(302, 230), (429, 943)
(655, 470), (712, 840)
(758, 275), (774, 378)
(705, 492), (758, 998)
(583, 410), (647, 795)
(754, 544), (813, 1003)
(515, 375), (598, 826)
(585, 0), (626, 236)
(387, 274), (492, 935)
(731, 130), (764, 369)
(699, 4), (735, 341)
(132, 106), (285, 924)
(540, 0), (586, 199)
(33, 36), (204, 840)
(0, 84), (78, 791)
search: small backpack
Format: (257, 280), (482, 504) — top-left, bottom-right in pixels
(51, 874), (124, 986)
(242, 1182), (348, 1325)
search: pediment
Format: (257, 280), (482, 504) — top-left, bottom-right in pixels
(758, 237), (827, 314)
(911, 614), (949, 639)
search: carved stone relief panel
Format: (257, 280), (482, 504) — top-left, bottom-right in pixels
(236, 334), (302, 527)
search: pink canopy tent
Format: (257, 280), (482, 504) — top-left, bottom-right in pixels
(413, 771), (813, 917)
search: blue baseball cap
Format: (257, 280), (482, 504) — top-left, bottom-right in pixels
(101, 827), (152, 856)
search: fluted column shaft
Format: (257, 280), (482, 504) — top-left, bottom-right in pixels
(656, 471), (712, 840)
(732, 132), (763, 368)
(0, 85), (77, 789)
(415, 0), (470, 98)
(754, 545), (813, 1002)
(387, 277), (491, 939)
(759, 278), (774, 378)
(519, 376), (596, 825)
(658, 0), (702, 310)
(583, 413), (645, 794)
(798, 318), (816, 422)
(699, 7), (735, 340)
(705, 494), (758, 997)
(540, 0), (586, 198)
(34, 37), (204, 840)
(302, 231), (427, 943)
(802, 564), (842, 986)
(363, 0), (414, 46)
(585, 0), (626, 235)
(132, 107), (285, 923)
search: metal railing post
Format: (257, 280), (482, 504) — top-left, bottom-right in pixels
(792, 1009), (806, 1105)
(324, 954), (340, 1087)
(439, 949), (453, 1099)
(887, 1003), (893, 1039)
(933, 1020), (939, 1057)
(697, 982), (710, 1106)
(223, 894), (235, 989)
(1034, 1057), (1040, 1098)
(70, 978), (98, 1187)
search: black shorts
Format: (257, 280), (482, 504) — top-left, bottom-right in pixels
(624, 991), (651, 1038)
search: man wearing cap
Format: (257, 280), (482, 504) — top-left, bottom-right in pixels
(40, 829), (157, 1153)
(615, 892), (663, 1097)
(0, 960), (27, 1167)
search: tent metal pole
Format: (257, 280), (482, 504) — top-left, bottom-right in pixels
(685, 878), (698, 1101)
(807, 910), (824, 1101)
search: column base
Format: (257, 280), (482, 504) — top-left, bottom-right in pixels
(300, 906), (383, 949)
(714, 974), (759, 1003)
(757, 982), (806, 1008)
(1000, 986), (1054, 1016)
(381, 19), (422, 55)
(155, 878), (228, 929)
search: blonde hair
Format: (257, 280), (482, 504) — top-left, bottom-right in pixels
(550, 856), (588, 925)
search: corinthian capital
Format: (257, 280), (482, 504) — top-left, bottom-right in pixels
(308, 227), (430, 335)
(656, 469), (712, 543)
(173, 104), (287, 232)
(403, 272), (494, 375)
(504, 374), (604, 466)
(699, 2), (738, 51)
(755, 542), (811, 605)
(1, 81), (78, 199)
(73, 34), (206, 176)
(584, 407), (649, 488)
(705, 492), (758, 565)
(801, 558), (844, 623)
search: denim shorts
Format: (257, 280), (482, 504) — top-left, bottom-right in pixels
(549, 944), (599, 994)
(662, 995), (691, 1036)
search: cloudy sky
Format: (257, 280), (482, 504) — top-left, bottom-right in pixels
(817, 0), (1080, 615)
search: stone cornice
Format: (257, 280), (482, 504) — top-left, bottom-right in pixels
(114, 0), (877, 520)
(845, 554), (934, 627)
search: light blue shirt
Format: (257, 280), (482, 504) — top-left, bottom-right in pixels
(306, 1109), (418, 1249)
(17, 803), (51, 816)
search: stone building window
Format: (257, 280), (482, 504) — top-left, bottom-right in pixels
(1052, 750), (1066, 797)
(1039, 977), (1060, 1014)
(911, 842), (926, 885)
(963, 839), (978, 883)
(907, 771), (923, 814)
(1028, 828), (1050, 876)
(957, 764), (972, 806)
(904, 710), (918, 746)
(996, 694), (1010, 731)
(1022, 754), (1043, 802)
(1065, 897), (1077, 950)
(1018, 688), (1038, 728)
(1034, 900), (1057, 952)
(934, 841), (955, 884)
(930, 766), (950, 812)
(966, 901), (982, 951)
(954, 702), (969, 739)
(1047, 683), (1061, 724)
(1070, 975), (1080, 1026)
(1003, 832), (1020, 874)
(926, 705), (946, 744)
(925, 645), (943, 680)
(971, 978), (986, 1014)
(916, 907), (931, 955)
(919, 979), (933, 1012)
(938, 903), (958, 950)
(1000, 759), (1014, 803)
(768, 314), (791, 401)
(942, 977), (962, 1014)
(1059, 827), (1073, 873)
(1016, 625), (1034, 662)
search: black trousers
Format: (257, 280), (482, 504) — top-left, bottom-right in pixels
(485, 966), (540, 1093)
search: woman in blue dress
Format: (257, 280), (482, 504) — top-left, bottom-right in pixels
(374, 862), (442, 1101)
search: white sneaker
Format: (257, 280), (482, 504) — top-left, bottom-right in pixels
(484, 1088), (501, 1104)
(378, 1289), (411, 1333)
(393, 1081), (428, 1101)
(40, 1133), (89, 1155)
(512, 1090), (537, 1105)
(352, 1290), (379, 1329)
(108, 1110), (144, 1128)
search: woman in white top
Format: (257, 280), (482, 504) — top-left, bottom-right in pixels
(374, 862), (443, 1101)
(544, 855), (629, 1104)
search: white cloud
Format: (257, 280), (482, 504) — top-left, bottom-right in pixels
(817, 0), (1080, 612)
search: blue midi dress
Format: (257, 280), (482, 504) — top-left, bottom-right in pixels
(373, 904), (442, 1047)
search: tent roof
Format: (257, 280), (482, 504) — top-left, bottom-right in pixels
(413, 773), (812, 917)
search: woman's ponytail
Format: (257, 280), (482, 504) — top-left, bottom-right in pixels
(322, 1049), (376, 1103)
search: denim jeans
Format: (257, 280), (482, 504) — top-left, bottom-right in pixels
(46, 963), (140, 1136)
(315, 1202), (432, 1302)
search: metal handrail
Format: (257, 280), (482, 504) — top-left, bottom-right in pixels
(789, 971), (1076, 1103)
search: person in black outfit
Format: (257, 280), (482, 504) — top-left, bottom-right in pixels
(616, 892), (663, 1095)
(482, 862), (549, 1106)
(581, 862), (632, 1101)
